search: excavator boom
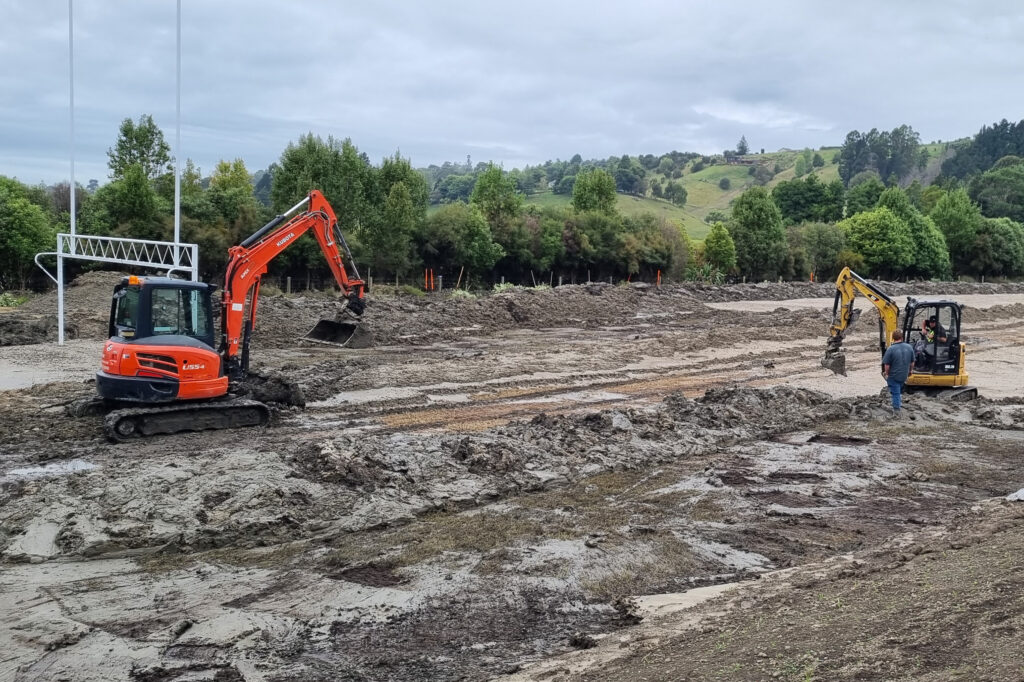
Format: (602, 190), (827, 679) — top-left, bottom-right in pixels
(822, 267), (900, 375)
(222, 190), (365, 376)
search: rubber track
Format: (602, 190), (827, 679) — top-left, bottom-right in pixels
(104, 398), (271, 442)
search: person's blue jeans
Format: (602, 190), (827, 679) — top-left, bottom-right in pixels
(886, 377), (905, 411)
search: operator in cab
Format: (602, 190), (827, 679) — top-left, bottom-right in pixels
(915, 315), (948, 369)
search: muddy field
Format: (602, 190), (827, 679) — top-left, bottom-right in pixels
(2, 274), (1024, 681)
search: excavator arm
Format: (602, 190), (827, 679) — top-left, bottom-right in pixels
(221, 190), (365, 376)
(822, 267), (901, 375)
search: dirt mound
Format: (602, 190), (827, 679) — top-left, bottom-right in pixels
(684, 279), (1024, 303)
(0, 271), (121, 346)
(0, 386), (858, 563)
(254, 283), (707, 348)
(235, 371), (306, 407)
(962, 301), (1024, 321)
(0, 314), (70, 346)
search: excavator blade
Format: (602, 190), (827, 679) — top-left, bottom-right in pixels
(302, 319), (373, 348)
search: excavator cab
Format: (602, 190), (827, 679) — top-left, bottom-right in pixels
(108, 276), (217, 349)
(903, 298), (962, 376)
(97, 276), (227, 404)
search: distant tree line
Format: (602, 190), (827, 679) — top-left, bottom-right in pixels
(940, 119), (1024, 180)
(4, 114), (1024, 293)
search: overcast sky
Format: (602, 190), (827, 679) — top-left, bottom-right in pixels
(3, 1), (1023, 185)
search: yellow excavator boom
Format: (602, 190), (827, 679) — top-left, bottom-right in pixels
(822, 267), (900, 375)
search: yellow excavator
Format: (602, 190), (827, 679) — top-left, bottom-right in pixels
(822, 267), (976, 399)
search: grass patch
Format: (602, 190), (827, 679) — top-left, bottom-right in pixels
(583, 535), (700, 601)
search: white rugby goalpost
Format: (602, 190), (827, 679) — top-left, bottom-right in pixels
(36, 0), (198, 345)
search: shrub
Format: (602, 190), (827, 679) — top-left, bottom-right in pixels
(718, 177), (731, 190)
(0, 292), (27, 307)
(399, 284), (426, 297)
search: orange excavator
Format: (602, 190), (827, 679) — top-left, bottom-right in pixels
(93, 190), (365, 441)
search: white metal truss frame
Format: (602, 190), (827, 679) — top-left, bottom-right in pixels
(35, 233), (199, 345)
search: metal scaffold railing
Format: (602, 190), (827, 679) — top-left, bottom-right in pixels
(35, 233), (200, 345)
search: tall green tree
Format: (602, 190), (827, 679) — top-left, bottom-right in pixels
(208, 158), (260, 226)
(107, 114), (172, 180)
(877, 187), (950, 278)
(703, 221), (737, 273)
(571, 168), (617, 214)
(838, 207), (914, 278)
(470, 164), (522, 233)
(0, 177), (56, 288)
(362, 181), (417, 276)
(271, 134), (374, 232)
(109, 163), (163, 239)
(838, 125), (920, 186)
(969, 217), (1024, 278)
(793, 222), (846, 280)
(181, 159), (203, 197)
(209, 159), (252, 193)
(845, 175), (885, 216)
(361, 152), (430, 277)
(267, 134), (375, 281)
(736, 136), (749, 155)
(728, 187), (788, 280)
(968, 163), (1024, 223)
(929, 189), (981, 275)
(420, 202), (504, 273)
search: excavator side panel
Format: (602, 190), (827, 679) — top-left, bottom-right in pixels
(97, 340), (228, 403)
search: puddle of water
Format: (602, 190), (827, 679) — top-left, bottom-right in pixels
(3, 459), (97, 481)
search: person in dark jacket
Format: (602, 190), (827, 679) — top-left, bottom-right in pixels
(882, 329), (915, 418)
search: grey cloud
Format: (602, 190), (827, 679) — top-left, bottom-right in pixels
(3, 0), (1024, 184)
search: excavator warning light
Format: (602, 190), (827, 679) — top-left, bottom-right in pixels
(128, 275), (142, 285)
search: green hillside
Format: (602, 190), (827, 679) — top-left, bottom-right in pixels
(432, 141), (958, 243)
(523, 147), (847, 241)
(657, 147), (844, 234)
(524, 191), (710, 239)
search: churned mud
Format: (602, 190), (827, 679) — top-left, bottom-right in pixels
(2, 275), (1024, 681)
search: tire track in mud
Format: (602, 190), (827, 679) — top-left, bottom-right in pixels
(294, 319), (1024, 435)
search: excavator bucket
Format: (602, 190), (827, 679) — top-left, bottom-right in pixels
(821, 334), (847, 376)
(302, 319), (373, 348)
(821, 350), (847, 376)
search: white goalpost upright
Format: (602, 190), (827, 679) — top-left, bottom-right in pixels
(36, 0), (199, 345)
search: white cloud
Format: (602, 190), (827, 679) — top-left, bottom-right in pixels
(692, 99), (832, 132)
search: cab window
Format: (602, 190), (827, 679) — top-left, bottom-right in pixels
(150, 287), (211, 338)
(114, 286), (140, 337)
